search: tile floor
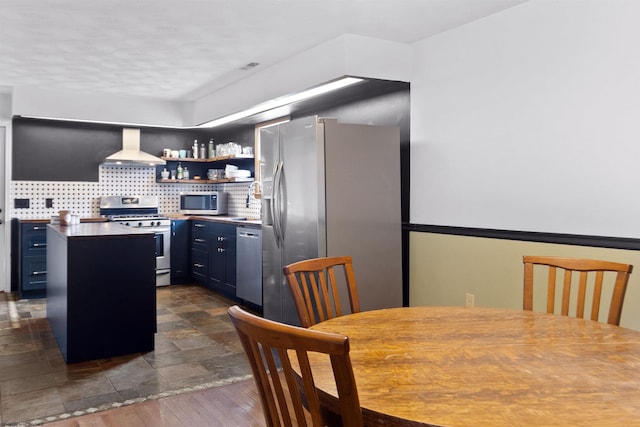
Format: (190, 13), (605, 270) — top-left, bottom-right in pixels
(0, 284), (253, 426)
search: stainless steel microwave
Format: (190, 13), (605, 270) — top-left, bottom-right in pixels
(179, 192), (228, 215)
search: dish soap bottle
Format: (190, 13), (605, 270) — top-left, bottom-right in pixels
(183, 166), (189, 179)
(177, 162), (183, 179)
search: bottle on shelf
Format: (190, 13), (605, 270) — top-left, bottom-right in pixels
(183, 166), (189, 179)
(200, 143), (206, 159)
(208, 139), (215, 158)
(177, 162), (184, 179)
(192, 139), (199, 159)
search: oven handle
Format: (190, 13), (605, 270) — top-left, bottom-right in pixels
(144, 227), (171, 233)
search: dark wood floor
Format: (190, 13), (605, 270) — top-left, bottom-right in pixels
(44, 378), (266, 426)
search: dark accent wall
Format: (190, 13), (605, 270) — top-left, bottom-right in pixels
(12, 117), (213, 181)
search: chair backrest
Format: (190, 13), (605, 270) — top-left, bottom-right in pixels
(283, 256), (360, 328)
(523, 256), (633, 325)
(228, 305), (363, 427)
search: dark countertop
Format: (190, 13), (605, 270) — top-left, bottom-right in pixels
(165, 214), (262, 228)
(47, 222), (155, 239)
(17, 217), (108, 224)
(18, 215), (261, 228)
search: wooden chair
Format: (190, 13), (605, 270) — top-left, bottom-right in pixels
(227, 305), (363, 427)
(522, 256), (633, 325)
(283, 256), (360, 328)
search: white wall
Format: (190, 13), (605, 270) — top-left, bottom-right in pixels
(0, 94), (11, 120)
(410, 0), (640, 239)
(11, 87), (185, 127)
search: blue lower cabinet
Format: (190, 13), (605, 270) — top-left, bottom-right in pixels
(170, 219), (191, 284)
(19, 222), (48, 299)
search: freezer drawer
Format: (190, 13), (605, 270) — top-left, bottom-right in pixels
(236, 227), (262, 306)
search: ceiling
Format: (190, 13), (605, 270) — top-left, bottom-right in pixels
(0, 0), (527, 103)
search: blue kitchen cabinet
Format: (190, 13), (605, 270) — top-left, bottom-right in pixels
(191, 220), (210, 285)
(190, 219), (238, 300)
(19, 222), (48, 299)
(208, 222), (237, 298)
(170, 219), (191, 284)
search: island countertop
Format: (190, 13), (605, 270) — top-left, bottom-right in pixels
(47, 222), (155, 239)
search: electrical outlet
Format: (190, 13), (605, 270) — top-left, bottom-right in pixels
(14, 198), (30, 208)
(465, 293), (475, 307)
(46, 198), (54, 208)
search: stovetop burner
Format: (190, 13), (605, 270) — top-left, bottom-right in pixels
(99, 196), (170, 227)
(107, 214), (167, 222)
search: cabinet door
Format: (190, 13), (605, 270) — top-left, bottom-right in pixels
(171, 220), (191, 284)
(222, 226), (237, 292)
(208, 223), (237, 298)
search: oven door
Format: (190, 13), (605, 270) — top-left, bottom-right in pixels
(149, 226), (171, 286)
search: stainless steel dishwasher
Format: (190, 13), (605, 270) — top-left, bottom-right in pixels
(236, 227), (262, 306)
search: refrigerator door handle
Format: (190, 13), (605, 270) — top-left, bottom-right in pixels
(273, 160), (284, 247)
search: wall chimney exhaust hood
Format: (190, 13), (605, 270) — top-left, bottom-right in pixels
(102, 128), (166, 166)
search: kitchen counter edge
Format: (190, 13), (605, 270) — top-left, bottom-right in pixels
(17, 216), (261, 227)
(166, 214), (262, 228)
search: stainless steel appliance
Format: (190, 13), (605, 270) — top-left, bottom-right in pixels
(261, 116), (403, 325)
(179, 192), (228, 215)
(236, 227), (262, 306)
(99, 195), (171, 286)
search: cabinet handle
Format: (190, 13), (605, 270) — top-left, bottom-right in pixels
(32, 243), (47, 248)
(194, 238), (206, 243)
(218, 248), (226, 252)
(33, 226), (44, 230)
(194, 263), (204, 268)
(32, 271), (47, 275)
(194, 224), (205, 228)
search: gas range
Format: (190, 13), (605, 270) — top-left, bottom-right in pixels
(99, 195), (172, 287)
(100, 196), (169, 228)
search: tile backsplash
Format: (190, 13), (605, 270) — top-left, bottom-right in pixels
(10, 165), (261, 220)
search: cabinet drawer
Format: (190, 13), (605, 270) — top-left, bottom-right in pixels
(21, 256), (47, 290)
(191, 249), (208, 282)
(22, 233), (47, 253)
(22, 223), (48, 233)
(191, 221), (210, 247)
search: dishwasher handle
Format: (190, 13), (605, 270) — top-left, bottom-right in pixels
(238, 230), (260, 239)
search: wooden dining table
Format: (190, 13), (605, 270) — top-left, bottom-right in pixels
(304, 306), (640, 426)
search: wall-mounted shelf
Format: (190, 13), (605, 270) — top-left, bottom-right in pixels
(158, 155), (255, 184)
(161, 154), (254, 163)
(159, 178), (253, 184)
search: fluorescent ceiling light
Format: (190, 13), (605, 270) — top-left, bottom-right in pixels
(197, 77), (364, 128)
(20, 76), (364, 129)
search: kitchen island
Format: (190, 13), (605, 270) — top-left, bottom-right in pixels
(47, 222), (156, 363)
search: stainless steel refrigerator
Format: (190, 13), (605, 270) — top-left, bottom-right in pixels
(261, 116), (402, 325)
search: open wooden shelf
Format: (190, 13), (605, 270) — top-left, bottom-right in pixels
(159, 177), (253, 184)
(161, 154), (254, 163)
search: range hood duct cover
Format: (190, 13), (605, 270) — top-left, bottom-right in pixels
(102, 128), (166, 166)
